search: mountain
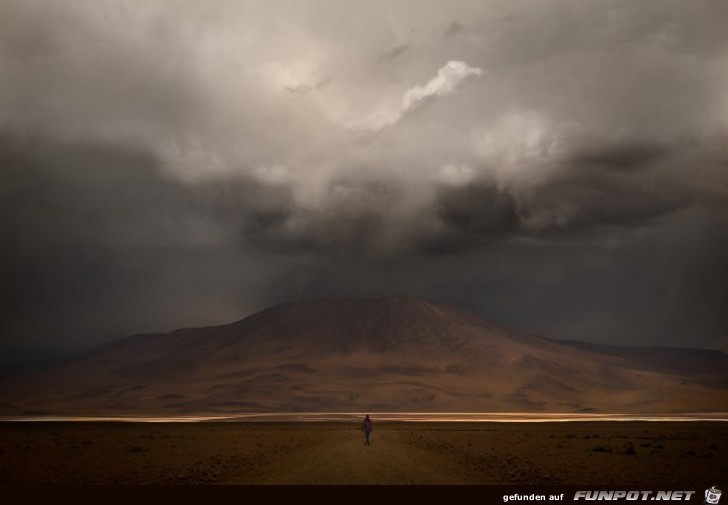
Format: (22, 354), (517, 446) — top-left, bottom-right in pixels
(1, 295), (726, 415)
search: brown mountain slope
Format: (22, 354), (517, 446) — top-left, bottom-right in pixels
(1, 295), (726, 415)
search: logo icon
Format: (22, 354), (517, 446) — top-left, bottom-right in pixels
(706, 486), (722, 505)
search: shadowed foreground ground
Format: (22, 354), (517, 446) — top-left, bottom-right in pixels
(0, 421), (725, 485)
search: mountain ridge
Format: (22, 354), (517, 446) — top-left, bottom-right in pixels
(1, 295), (726, 415)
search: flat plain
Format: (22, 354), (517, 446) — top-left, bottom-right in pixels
(0, 421), (725, 485)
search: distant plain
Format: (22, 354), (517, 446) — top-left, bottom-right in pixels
(1, 420), (726, 485)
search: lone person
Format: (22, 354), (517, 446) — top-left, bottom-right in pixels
(362, 414), (373, 445)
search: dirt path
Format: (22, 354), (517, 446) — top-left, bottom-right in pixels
(227, 427), (485, 485)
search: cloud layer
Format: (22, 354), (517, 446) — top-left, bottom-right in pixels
(0, 0), (726, 363)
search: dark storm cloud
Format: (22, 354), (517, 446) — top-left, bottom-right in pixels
(240, 171), (407, 259)
(434, 182), (518, 239)
(569, 141), (671, 171)
(0, 0), (726, 363)
(514, 159), (690, 232)
(0, 134), (293, 362)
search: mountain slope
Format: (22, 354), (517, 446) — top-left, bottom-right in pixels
(1, 295), (726, 415)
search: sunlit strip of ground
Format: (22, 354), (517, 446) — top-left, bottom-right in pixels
(2, 412), (727, 422)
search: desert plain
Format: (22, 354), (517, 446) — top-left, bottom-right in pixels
(0, 420), (726, 485)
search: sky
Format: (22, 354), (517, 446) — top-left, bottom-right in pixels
(1, 0), (727, 365)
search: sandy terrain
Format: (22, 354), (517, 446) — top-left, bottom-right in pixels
(0, 421), (725, 485)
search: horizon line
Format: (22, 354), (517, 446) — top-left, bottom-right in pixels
(3, 412), (728, 423)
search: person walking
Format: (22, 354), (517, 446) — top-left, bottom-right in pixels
(362, 414), (373, 445)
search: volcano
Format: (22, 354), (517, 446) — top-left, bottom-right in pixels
(1, 295), (726, 415)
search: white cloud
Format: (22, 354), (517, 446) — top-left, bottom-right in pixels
(355, 60), (484, 132)
(402, 60), (484, 111)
